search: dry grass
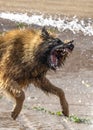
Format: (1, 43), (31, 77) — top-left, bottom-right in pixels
(0, 0), (93, 18)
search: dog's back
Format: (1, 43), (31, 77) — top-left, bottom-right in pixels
(0, 29), (43, 86)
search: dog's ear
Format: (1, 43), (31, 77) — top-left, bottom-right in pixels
(64, 40), (74, 44)
(41, 27), (50, 40)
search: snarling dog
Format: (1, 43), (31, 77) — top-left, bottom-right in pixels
(0, 27), (74, 119)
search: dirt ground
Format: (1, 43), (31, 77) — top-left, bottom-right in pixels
(0, 0), (93, 130)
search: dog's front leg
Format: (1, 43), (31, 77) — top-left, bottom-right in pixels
(33, 77), (69, 117)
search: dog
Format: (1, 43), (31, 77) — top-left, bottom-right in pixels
(0, 27), (74, 119)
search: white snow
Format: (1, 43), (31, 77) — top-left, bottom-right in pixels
(0, 12), (93, 36)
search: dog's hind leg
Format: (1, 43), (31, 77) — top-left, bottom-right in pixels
(11, 90), (25, 120)
(3, 79), (25, 120)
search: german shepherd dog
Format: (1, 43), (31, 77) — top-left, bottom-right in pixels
(0, 27), (74, 119)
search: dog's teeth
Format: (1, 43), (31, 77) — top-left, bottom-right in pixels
(63, 49), (66, 52)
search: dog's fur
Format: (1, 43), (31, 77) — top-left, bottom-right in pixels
(0, 27), (74, 119)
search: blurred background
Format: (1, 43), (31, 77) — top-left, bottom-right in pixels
(0, 0), (93, 18)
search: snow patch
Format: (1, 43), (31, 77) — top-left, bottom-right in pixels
(0, 12), (93, 36)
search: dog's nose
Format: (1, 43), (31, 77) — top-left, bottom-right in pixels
(68, 43), (74, 51)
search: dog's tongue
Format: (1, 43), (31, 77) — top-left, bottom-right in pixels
(51, 54), (58, 67)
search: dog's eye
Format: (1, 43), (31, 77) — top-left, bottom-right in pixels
(55, 38), (63, 44)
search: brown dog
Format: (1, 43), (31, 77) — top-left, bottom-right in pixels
(0, 27), (74, 120)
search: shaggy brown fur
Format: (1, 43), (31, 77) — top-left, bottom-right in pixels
(0, 27), (74, 120)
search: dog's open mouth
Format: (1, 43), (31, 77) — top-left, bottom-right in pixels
(49, 42), (74, 70)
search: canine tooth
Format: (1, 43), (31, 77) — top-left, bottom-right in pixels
(56, 49), (59, 51)
(63, 49), (66, 52)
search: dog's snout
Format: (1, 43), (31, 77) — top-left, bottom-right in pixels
(68, 43), (74, 51)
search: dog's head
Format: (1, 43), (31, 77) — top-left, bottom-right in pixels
(36, 27), (74, 70)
